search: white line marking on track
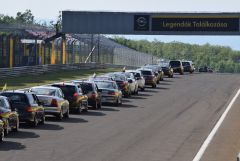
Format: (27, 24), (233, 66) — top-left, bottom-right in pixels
(192, 88), (240, 161)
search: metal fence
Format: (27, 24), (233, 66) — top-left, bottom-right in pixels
(0, 27), (158, 68)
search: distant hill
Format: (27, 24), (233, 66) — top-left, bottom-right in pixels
(112, 37), (240, 73)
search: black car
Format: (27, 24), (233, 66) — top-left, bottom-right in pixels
(169, 60), (184, 75)
(73, 80), (102, 109)
(199, 66), (213, 73)
(51, 83), (88, 113)
(159, 62), (174, 78)
(1, 91), (45, 127)
(182, 61), (195, 73)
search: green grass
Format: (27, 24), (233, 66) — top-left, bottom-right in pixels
(0, 68), (121, 90)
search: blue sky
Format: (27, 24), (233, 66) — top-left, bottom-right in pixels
(1, 0), (240, 50)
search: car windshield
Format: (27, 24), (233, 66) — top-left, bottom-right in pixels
(31, 88), (56, 96)
(95, 81), (117, 89)
(170, 61), (181, 67)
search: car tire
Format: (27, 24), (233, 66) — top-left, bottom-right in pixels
(4, 120), (9, 136)
(64, 109), (70, 118)
(92, 101), (98, 109)
(97, 101), (102, 109)
(12, 119), (19, 132)
(115, 98), (119, 106)
(31, 116), (38, 127)
(57, 111), (63, 120)
(39, 114), (45, 125)
(0, 130), (3, 142)
(76, 104), (82, 114)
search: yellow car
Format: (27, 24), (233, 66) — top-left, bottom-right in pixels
(52, 83), (88, 113)
(0, 96), (19, 135)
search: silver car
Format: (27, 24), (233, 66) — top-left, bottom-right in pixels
(30, 86), (70, 120)
(126, 70), (145, 91)
(94, 80), (122, 106)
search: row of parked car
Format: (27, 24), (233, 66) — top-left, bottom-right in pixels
(0, 60), (195, 142)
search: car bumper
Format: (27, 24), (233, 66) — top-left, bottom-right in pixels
(101, 96), (118, 103)
(44, 107), (61, 115)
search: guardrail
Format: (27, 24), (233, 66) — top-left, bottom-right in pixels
(0, 63), (137, 79)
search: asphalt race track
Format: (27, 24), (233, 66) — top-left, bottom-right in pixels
(0, 73), (239, 161)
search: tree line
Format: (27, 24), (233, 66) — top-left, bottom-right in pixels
(0, 9), (61, 29)
(112, 37), (240, 73)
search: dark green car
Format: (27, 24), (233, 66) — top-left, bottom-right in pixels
(0, 120), (4, 142)
(1, 91), (45, 127)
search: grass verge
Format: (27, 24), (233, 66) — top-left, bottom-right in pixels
(0, 68), (121, 90)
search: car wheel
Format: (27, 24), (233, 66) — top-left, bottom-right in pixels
(39, 114), (45, 125)
(0, 130), (3, 142)
(12, 119), (19, 132)
(57, 110), (63, 120)
(64, 109), (70, 118)
(92, 101), (98, 109)
(4, 120), (9, 136)
(97, 101), (102, 109)
(76, 104), (82, 114)
(115, 98), (120, 106)
(31, 116), (38, 127)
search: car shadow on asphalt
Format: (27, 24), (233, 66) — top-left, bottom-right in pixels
(137, 93), (153, 97)
(0, 141), (26, 151)
(118, 103), (138, 108)
(100, 107), (120, 112)
(128, 95), (147, 99)
(81, 111), (106, 116)
(6, 130), (40, 139)
(163, 79), (174, 82)
(46, 117), (88, 123)
(20, 123), (64, 131)
(159, 82), (171, 86)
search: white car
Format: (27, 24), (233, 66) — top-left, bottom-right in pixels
(126, 70), (145, 91)
(123, 71), (139, 94)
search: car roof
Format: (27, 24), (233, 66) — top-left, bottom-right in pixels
(73, 80), (95, 84)
(93, 80), (116, 83)
(0, 96), (8, 99)
(52, 82), (76, 86)
(137, 68), (153, 72)
(31, 86), (59, 90)
(125, 70), (140, 73)
(1, 90), (34, 94)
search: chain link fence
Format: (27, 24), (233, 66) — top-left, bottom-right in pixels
(0, 25), (158, 68)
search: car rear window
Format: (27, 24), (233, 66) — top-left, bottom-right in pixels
(80, 83), (94, 94)
(31, 88), (56, 96)
(1, 93), (28, 103)
(95, 81), (117, 89)
(182, 62), (190, 66)
(134, 73), (141, 77)
(170, 61), (181, 67)
(141, 70), (152, 75)
(52, 85), (77, 97)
